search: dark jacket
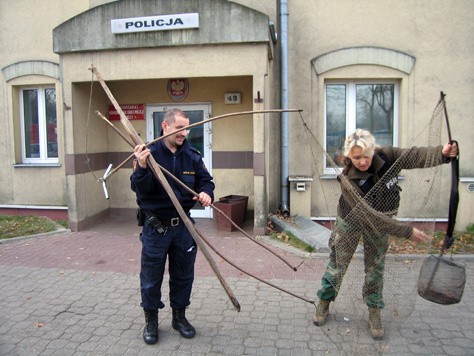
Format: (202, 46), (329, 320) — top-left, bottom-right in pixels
(131, 139), (215, 218)
(337, 145), (448, 238)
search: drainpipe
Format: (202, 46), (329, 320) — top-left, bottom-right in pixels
(280, 0), (290, 216)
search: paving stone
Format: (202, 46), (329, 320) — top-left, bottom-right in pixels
(1, 217), (473, 355)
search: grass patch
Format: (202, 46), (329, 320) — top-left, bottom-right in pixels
(466, 223), (474, 234)
(267, 216), (474, 254)
(269, 230), (316, 253)
(0, 215), (67, 240)
(271, 229), (474, 255)
(388, 229), (474, 254)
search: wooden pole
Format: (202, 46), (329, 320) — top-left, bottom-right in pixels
(100, 108), (303, 181)
(97, 109), (297, 271)
(90, 66), (241, 311)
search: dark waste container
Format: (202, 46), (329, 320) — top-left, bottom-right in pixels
(219, 195), (248, 220)
(213, 195), (248, 231)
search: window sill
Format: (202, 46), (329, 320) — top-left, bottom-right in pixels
(13, 163), (61, 168)
(320, 174), (338, 180)
(319, 174), (406, 180)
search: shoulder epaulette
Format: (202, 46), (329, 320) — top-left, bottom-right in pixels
(189, 146), (202, 156)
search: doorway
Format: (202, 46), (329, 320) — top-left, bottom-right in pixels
(146, 103), (212, 218)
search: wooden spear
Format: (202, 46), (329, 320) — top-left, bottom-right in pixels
(96, 110), (297, 271)
(99, 108), (302, 182)
(90, 66), (241, 311)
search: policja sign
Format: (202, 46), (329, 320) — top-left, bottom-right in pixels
(111, 13), (199, 34)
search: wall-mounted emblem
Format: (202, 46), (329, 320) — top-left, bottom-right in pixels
(167, 79), (189, 102)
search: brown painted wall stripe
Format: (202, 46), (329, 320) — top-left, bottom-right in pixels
(66, 151), (259, 175)
(212, 151), (253, 169)
(253, 152), (265, 176)
(65, 152), (133, 175)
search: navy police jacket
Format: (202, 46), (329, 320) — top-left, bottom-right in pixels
(131, 139), (215, 218)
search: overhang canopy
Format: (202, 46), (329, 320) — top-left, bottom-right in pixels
(53, 0), (271, 54)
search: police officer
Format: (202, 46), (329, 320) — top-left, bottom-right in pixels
(131, 108), (215, 345)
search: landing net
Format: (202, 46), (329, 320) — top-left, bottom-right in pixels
(299, 96), (452, 345)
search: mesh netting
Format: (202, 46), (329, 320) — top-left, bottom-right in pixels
(417, 254), (466, 305)
(299, 97), (456, 343)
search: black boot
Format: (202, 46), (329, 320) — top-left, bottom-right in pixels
(172, 308), (196, 339)
(143, 309), (158, 345)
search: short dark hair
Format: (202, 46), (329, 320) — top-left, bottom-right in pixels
(163, 108), (187, 124)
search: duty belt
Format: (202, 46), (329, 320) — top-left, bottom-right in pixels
(162, 217), (180, 227)
(144, 212), (181, 234)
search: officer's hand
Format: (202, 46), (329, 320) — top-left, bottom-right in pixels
(134, 144), (151, 169)
(194, 192), (211, 207)
(411, 227), (433, 243)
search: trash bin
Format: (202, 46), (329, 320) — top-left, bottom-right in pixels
(213, 196), (248, 231)
(219, 195), (248, 220)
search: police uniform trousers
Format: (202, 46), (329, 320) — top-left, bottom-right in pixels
(317, 217), (389, 309)
(140, 218), (198, 311)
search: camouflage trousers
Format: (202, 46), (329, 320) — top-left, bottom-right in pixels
(317, 218), (389, 309)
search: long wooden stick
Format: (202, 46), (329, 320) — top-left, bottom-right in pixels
(97, 111), (134, 146)
(90, 66), (241, 311)
(195, 228), (314, 304)
(100, 108), (302, 181)
(96, 110), (297, 271)
(97, 111), (310, 305)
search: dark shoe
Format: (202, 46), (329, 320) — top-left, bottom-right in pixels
(172, 308), (196, 339)
(313, 299), (331, 326)
(143, 309), (158, 345)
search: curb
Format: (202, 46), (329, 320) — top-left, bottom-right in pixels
(258, 236), (474, 261)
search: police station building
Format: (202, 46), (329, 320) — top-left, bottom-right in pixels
(1, 0), (473, 233)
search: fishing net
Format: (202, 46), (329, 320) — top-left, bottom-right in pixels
(417, 254), (466, 305)
(298, 95), (458, 344)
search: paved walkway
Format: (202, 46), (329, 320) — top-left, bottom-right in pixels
(0, 216), (473, 355)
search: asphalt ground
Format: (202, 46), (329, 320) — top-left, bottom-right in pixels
(0, 216), (473, 355)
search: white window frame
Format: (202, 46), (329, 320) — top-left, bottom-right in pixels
(324, 80), (399, 175)
(20, 86), (58, 164)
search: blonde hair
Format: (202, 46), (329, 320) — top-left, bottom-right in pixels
(343, 129), (376, 157)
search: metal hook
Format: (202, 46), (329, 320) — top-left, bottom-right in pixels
(100, 164), (113, 199)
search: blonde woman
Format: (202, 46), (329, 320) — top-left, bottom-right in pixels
(313, 129), (458, 339)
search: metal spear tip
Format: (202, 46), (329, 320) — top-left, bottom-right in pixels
(100, 164), (113, 200)
(102, 163), (113, 181)
(101, 179), (109, 200)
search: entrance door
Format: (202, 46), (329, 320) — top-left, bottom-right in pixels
(146, 104), (212, 218)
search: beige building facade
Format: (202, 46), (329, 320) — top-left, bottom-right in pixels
(1, 0), (473, 233)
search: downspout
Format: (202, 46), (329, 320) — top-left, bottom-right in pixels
(280, 0), (290, 216)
